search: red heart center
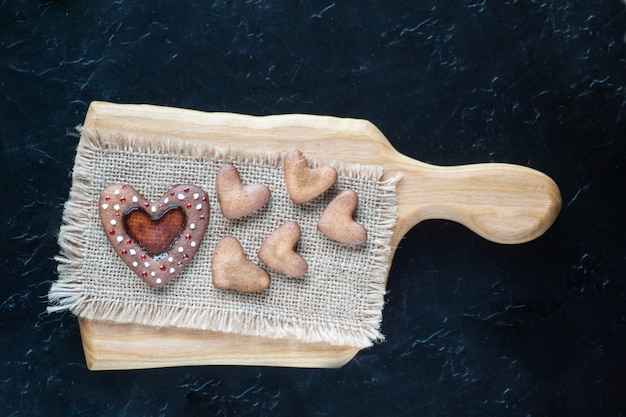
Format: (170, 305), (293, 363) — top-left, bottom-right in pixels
(123, 206), (186, 256)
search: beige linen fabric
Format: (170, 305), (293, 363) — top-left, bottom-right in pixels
(49, 128), (399, 348)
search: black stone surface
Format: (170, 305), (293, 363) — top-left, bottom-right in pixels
(2, 1), (625, 415)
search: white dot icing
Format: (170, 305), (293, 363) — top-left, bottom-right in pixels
(178, 247), (184, 253)
(102, 203), (109, 210)
(113, 204), (120, 211)
(116, 236), (123, 243)
(132, 195), (138, 203)
(129, 249), (136, 256)
(168, 257), (174, 263)
(196, 203), (202, 210)
(132, 261), (138, 267)
(151, 206), (157, 213)
(169, 267), (175, 273)
(193, 193), (199, 200)
(144, 261), (150, 268)
(156, 278), (162, 284)
(114, 189), (120, 195)
(110, 219), (116, 225)
(191, 241), (196, 247)
(190, 223), (196, 230)
(177, 193), (185, 200)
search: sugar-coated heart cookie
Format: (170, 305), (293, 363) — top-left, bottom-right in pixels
(99, 184), (209, 288)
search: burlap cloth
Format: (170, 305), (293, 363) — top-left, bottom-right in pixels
(48, 128), (400, 348)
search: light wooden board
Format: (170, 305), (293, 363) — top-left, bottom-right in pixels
(79, 318), (357, 370)
(77, 101), (561, 370)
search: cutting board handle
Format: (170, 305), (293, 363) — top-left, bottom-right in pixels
(393, 155), (562, 244)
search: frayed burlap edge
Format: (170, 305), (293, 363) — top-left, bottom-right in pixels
(48, 127), (401, 348)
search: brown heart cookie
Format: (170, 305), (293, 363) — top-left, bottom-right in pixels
(215, 163), (271, 219)
(283, 149), (338, 204)
(212, 236), (270, 293)
(257, 221), (308, 278)
(99, 184), (210, 288)
(317, 189), (367, 245)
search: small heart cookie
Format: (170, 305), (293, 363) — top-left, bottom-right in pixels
(317, 189), (367, 245)
(212, 236), (270, 293)
(216, 163), (271, 219)
(284, 149), (337, 204)
(99, 184), (209, 288)
(258, 221), (308, 278)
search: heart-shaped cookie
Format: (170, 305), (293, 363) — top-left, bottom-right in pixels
(317, 189), (367, 245)
(215, 163), (271, 219)
(99, 184), (210, 288)
(212, 236), (270, 293)
(257, 221), (308, 278)
(284, 149), (338, 204)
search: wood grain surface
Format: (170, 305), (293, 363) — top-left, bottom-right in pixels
(78, 101), (561, 370)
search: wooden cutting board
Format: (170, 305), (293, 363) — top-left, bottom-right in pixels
(77, 101), (561, 369)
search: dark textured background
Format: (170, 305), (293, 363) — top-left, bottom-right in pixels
(2, 1), (625, 416)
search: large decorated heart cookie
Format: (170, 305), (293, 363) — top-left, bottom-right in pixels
(99, 184), (209, 288)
